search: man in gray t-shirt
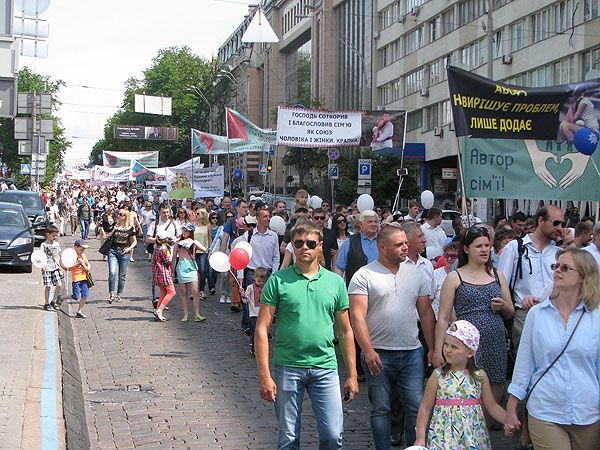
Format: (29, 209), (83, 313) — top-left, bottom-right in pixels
(348, 223), (435, 448)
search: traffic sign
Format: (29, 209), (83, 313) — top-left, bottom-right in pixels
(327, 148), (339, 160)
(329, 164), (339, 180)
(259, 163), (268, 176)
(20, 163), (31, 175)
(358, 159), (372, 180)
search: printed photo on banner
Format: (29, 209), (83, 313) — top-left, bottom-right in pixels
(361, 110), (406, 151)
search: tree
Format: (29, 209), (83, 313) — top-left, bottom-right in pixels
(89, 47), (235, 167)
(0, 67), (69, 186)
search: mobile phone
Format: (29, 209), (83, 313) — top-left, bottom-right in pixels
(344, 392), (351, 401)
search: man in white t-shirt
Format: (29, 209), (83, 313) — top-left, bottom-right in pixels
(420, 207), (447, 258)
(146, 202), (181, 307)
(348, 223), (435, 448)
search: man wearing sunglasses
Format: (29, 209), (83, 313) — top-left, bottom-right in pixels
(255, 221), (359, 449)
(499, 205), (565, 351)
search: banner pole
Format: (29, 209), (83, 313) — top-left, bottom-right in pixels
(225, 109), (232, 196)
(455, 136), (467, 216)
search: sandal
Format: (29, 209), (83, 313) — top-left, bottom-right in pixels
(153, 311), (166, 322)
(115, 295), (123, 303)
(108, 293), (115, 304)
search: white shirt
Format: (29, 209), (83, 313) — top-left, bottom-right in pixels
(147, 218), (181, 241)
(403, 254), (434, 298)
(584, 243), (600, 268)
(432, 267), (449, 319)
(421, 222), (447, 257)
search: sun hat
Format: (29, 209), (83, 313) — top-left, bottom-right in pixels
(446, 320), (480, 352)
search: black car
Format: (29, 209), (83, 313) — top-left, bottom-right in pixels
(0, 190), (48, 244)
(0, 202), (34, 272)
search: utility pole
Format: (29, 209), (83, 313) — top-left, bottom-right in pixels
(31, 90), (38, 191)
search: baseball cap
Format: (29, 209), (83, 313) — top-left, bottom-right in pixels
(244, 215), (258, 227)
(182, 222), (196, 233)
(74, 239), (89, 248)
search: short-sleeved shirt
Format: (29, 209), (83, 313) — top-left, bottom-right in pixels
(260, 265), (349, 369)
(335, 232), (379, 271)
(348, 260), (429, 350)
(147, 219), (181, 241)
(71, 253), (90, 282)
(111, 227), (135, 249)
(41, 240), (61, 271)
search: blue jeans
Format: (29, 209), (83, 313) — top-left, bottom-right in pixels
(107, 248), (130, 295)
(273, 366), (343, 450)
(80, 219), (90, 239)
(195, 253), (211, 291)
(361, 347), (424, 449)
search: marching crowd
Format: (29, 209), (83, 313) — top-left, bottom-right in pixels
(36, 181), (600, 450)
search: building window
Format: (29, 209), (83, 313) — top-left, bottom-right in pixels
(407, 110), (423, 131)
(429, 16), (440, 42)
(531, 8), (551, 43)
(584, 0), (600, 19)
(406, 0), (425, 13)
(441, 9), (455, 35)
(555, 0), (574, 32)
(460, 40), (486, 69)
(494, 30), (504, 58)
(380, 1), (401, 30)
(379, 39), (402, 68)
(404, 25), (424, 55)
(405, 67), (425, 95)
(583, 46), (600, 74)
(426, 103), (441, 130)
(458, 0), (487, 26)
(511, 18), (527, 51)
(429, 58), (447, 85)
(553, 55), (575, 84)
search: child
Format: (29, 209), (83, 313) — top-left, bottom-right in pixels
(173, 223), (208, 322)
(40, 225), (62, 310)
(151, 230), (175, 322)
(291, 189), (309, 215)
(240, 267), (268, 355)
(71, 239), (91, 318)
(415, 320), (506, 449)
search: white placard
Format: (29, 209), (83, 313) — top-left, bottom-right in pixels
(134, 94), (172, 116)
(276, 107), (362, 147)
(192, 166), (224, 198)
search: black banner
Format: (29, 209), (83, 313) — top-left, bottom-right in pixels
(447, 66), (600, 140)
(114, 125), (179, 141)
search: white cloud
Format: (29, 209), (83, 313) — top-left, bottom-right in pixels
(22, 0), (249, 167)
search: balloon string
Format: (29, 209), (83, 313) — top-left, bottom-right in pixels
(230, 268), (243, 290)
(591, 158), (600, 178)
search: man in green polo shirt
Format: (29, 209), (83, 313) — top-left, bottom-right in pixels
(255, 220), (358, 450)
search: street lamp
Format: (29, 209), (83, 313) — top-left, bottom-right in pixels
(187, 86), (213, 134)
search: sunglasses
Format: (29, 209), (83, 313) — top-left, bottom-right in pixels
(210, 216), (218, 220)
(226, 216), (234, 219)
(313, 216), (326, 220)
(293, 239), (318, 250)
(336, 219), (347, 224)
(548, 219), (567, 227)
(322, 203), (329, 207)
(551, 263), (579, 273)
(466, 226), (489, 236)
(444, 253), (459, 259)
(118, 213), (126, 216)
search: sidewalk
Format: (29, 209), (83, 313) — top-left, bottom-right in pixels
(61, 237), (519, 449)
(0, 266), (65, 449)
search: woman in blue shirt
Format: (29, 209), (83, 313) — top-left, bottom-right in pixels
(504, 247), (600, 449)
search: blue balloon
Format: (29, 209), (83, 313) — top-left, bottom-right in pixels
(573, 127), (599, 156)
(233, 168), (243, 179)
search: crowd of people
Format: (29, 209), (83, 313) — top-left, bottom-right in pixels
(36, 180), (600, 450)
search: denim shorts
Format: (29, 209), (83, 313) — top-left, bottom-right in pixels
(72, 280), (89, 299)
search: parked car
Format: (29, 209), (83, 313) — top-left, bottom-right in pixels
(0, 202), (35, 272)
(441, 209), (461, 237)
(0, 190), (48, 244)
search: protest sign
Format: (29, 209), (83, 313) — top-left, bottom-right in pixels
(103, 151), (160, 168)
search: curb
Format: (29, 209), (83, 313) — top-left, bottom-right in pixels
(57, 303), (90, 450)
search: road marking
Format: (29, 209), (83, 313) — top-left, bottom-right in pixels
(41, 313), (58, 449)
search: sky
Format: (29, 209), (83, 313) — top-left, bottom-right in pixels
(22, 0), (250, 168)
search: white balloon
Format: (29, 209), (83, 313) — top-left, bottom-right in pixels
(310, 196), (323, 209)
(234, 240), (253, 260)
(61, 248), (78, 268)
(214, 197), (221, 206)
(426, 246), (443, 260)
(420, 190), (435, 209)
(405, 447), (429, 450)
(30, 249), (47, 269)
(89, 222), (97, 233)
(161, 191), (169, 200)
(269, 215), (287, 235)
(209, 252), (231, 272)
(356, 194), (375, 213)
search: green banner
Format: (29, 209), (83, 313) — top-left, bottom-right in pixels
(462, 138), (600, 200)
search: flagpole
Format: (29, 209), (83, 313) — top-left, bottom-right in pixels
(455, 136), (467, 216)
(225, 108), (232, 196)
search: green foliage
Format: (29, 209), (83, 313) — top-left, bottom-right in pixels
(0, 66), (69, 185)
(89, 46), (235, 167)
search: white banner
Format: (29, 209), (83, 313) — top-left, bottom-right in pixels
(91, 165), (130, 185)
(134, 94), (172, 116)
(167, 165), (224, 199)
(276, 107), (363, 147)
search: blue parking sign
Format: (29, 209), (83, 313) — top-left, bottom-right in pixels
(358, 159), (371, 180)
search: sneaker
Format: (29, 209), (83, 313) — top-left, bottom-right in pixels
(109, 293), (115, 304)
(181, 315), (188, 322)
(225, 296), (232, 304)
(199, 292), (207, 301)
(219, 296), (226, 304)
(50, 301), (60, 310)
(43, 303), (52, 311)
(210, 288), (216, 295)
(153, 311), (166, 322)
(129, 256), (135, 262)
(152, 299), (158, 309)
(193, 314), (206, 322)
(249, 344), (255, 355)
(75, 311), (87, 319)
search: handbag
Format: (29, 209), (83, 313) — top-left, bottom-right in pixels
(86, 271), (95, 288)
(99, 235), (113, 255)
(523, 309), (585, 403)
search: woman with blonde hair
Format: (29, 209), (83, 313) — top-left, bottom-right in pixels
(193, 207), (211, 298)
(105, 208), (137, 303)
(505, 247), (600, 449)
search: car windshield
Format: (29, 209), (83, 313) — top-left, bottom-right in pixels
(0, 208), (27, 228)
(0, 193), (44, 210)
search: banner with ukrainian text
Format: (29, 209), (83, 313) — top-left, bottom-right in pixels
(462, 138), (600, 201)
(191, 129), (270, 155)
(448, 66), (600, 140)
